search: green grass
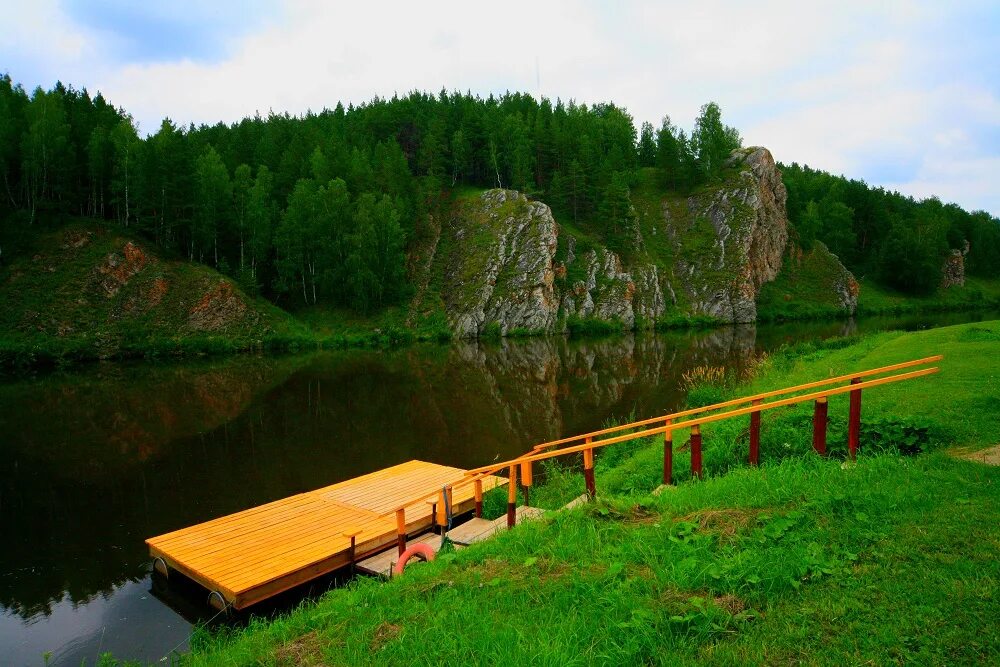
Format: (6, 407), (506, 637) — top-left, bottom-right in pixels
(157, 321), (1000, 666)
(855, 275), (1000, 316)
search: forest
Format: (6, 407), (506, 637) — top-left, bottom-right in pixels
(1, 74), (998, 314)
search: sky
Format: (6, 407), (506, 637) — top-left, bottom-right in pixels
(3, 0), (999, 215)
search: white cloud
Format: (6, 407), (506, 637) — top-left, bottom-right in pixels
(886, 156), (1000, 216)
(3, 0), (998, 215)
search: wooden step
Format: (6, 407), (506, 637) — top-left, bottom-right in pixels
(448, 506), (547, 545)
(446, 518), (498, 545)
(355, 533), (442, 577)
(561, 494), (590, 510)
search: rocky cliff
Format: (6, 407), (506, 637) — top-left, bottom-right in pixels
(429, 147), (858, 337)
(439, 189), (560, 337)
(941, 241), (969, 289)
(667, 147), (789, 322)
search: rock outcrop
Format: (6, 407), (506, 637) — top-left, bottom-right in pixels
(668, 147), (789, 323)
(941, 241), (969, 289)
(435, 146), (856, 337)
(441, 189), (559, 336)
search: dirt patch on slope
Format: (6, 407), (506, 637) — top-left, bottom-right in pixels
(273, 630), (330, 666)
(187, 281), (251, 331)
(956, 445), (1000, 466)
(96, 241), (148, 297)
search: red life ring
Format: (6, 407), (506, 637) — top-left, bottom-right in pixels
(393, 542), (436, 575)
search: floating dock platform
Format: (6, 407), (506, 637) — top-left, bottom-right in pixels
(146, 460), (504, 610)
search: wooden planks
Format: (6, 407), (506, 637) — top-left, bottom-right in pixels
(147, 460), (504, 609)
(447, 506), (547, 546)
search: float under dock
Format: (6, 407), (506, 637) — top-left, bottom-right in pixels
(146, 460), (504, 610)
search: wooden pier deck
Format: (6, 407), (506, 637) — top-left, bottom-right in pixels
(146, 460), (504, 610)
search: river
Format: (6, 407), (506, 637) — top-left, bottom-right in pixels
(1, 310), (995, 665)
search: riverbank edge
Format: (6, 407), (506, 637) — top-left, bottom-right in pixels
(4, 294), (999, 372)
(165, 320), (1000, 665)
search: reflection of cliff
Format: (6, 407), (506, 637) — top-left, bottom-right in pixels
(449, 326), (758, 441)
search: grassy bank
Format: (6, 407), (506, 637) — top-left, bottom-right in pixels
(759, 252), (1000, 323)
(162, 320), (1000, 666)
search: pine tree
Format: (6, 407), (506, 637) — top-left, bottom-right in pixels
(638, 121), (657, 167)
(656, 116), (681, 189)
(233, 164), (253, 270)
(246, 165), (274, 285)
(691, 102), (741, 182)
(21, 87), (71, 222)
(110, 117), (139, 227)
(192, 145), (231, 265)
(598, 172), (639, 252)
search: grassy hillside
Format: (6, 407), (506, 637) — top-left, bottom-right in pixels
(0, 221), (313, 367)
(759, 251), (1000, 322)
(173, 321), (1000, 666)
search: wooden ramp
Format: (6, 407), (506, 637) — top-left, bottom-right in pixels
(146, 460), (504, 610)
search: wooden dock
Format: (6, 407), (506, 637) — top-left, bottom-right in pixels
(146, 460), (504, 610)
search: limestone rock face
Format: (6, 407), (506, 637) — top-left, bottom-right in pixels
(441, 189), (559, 336)
(559, 248), (665, 329)
(669, 147), (789, 323)
(434, 147), (859, 337)
(941, 241), (969, 289)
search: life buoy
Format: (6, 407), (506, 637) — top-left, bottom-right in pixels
(392, 542), (436, 575)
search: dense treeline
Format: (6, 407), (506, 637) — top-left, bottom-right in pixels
(782, 164), (1000, 294)
(1, 74), (997, 311)
(0, 76), (746, 310)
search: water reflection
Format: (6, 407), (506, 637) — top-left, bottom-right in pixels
(0, 310), (996, 664)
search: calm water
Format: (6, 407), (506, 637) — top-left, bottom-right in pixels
(1, 310), (996, 665)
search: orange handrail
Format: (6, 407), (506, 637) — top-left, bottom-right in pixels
(527, 354), (942, 454)
(464, 365), (938, 473)
(381, 355), (942, 527)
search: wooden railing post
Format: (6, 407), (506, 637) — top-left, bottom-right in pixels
(663, 418), (673, 485)
(583, 436), (596, 498)
(474, 478), (483, 518)
(395, 508), (406, 557)
(749, 399), (761, 466)
(507, 464), (518, 529)
(848, 377), (862, 460)
(691, 424), (703, 480)
(343, 527), (362, 575)
(520, 459), (533, 506)
(812, 397), (828, 455)
(436, 487), (451, 533)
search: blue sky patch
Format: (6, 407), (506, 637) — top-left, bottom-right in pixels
(63, 0), (281, 63)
